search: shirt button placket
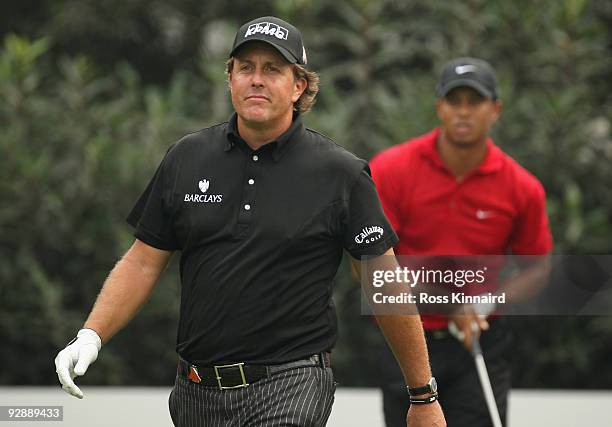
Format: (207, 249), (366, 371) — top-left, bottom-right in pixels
(449, 178), (460, 209)
(236, 152), (260, 238)
(247, 154), (259, 212)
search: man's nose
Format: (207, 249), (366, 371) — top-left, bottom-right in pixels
(456, 101), (473, 116)
(251, 68), (265, 87)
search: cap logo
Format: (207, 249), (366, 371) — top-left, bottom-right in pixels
(455, 64), (477, 75)
(245, 22), (289, 40)
(302, 46), (307, 65)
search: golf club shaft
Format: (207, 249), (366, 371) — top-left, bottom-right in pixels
(474, 352), (503, 427)
(471, 322), (503, 427)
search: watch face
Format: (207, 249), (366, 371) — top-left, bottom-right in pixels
(408, 377), (439, 396)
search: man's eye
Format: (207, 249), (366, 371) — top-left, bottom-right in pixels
(446, 96), (460, 105)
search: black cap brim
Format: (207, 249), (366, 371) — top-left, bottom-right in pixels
(230, 39), (298, 64)
(437, 79), (495, 99)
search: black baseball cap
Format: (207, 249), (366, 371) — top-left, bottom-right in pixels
(229, 16), (308, 65)
(436, 57), (498, 99)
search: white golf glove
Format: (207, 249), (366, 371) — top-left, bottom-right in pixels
(54, 328), (102, 399)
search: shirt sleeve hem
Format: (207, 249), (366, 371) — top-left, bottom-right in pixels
(133, 226), (178, 251)
(126, 213), (139, 229)
(511, 242), (553, 256)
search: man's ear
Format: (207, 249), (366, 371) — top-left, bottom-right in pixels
(227, 59), (235, 88)
(292, 77), (307, 103)
(491, 100), (503, 123)
(435, 98), (443, 120)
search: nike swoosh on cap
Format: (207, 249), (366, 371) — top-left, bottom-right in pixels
(455, 64), (477, 74)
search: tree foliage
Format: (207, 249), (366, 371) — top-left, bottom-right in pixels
(1, 0), (611, 387)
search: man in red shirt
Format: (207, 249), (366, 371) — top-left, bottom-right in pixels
(370, 58), (552, 426)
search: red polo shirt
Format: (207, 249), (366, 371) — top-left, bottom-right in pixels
(370, 128), (553, 329)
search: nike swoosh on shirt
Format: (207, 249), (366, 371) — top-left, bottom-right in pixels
(476, 209), (494, 219)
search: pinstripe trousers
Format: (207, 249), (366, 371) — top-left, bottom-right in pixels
(168, 365), (336, 426)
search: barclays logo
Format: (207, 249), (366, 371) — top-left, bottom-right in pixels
(199, 179), (210, 193)
(185, 178), (222, 204)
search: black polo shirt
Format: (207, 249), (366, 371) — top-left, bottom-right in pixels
(127, 113), (398, 365)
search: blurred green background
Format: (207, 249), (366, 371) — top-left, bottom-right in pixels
(1, 0), (611, 389)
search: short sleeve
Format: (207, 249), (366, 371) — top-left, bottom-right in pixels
(369, 154), (402, 232)
(510, 180), (553, 255)
(126, 150), (179, 251)
(340, 166), (399, 258)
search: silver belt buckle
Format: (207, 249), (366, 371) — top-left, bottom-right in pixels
(214, 362), (249, 390)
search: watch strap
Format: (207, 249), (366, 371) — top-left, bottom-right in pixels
(407, 378), (435, 396)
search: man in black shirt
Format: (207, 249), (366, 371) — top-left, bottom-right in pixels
(55, 16), (445, 427)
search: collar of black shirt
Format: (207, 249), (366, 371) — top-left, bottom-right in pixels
(224, 112), (305, 162)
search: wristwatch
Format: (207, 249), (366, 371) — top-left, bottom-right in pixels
(407, 377), (437, 396)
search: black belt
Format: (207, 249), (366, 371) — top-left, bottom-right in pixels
(177, 353), (331, 390)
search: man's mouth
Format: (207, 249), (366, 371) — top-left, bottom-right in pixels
(245, 95), (269, 101)
(454, 123), (472, 134)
